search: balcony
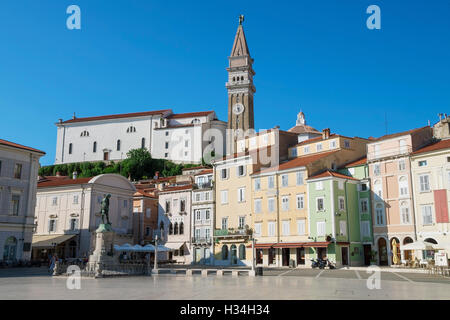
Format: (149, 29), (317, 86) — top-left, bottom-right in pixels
(368, 146), (412, 161)
(214, 228), (252, 238)
(194, 181), (213, 189)
(192, 237), (212, 244)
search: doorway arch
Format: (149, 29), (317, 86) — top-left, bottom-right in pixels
(403, 237), (413, 260)
(377, 237), (388, 266)
(230, 245), (237, 265)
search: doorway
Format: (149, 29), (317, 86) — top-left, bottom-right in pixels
(296, 247), (305, 265)
(341, 247), (349, 266)
(268, 248), (275, 265)
(103, 152), (109, 161)
(230, 245), (237, 265)
(282, 248), (290, 266)
(3, 237), (17, 261)
(317, 247), (327, 260)
(378, 238), (388, 266)
(363, 244), (371, 266)
(256, 249), (263, 265)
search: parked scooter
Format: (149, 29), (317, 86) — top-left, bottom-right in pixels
(310, 259), (319, 269)
(327, 260), (336, 269)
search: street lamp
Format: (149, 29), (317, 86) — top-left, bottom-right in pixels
(153, 235), (159, 274)
(251, 237), (256, 273)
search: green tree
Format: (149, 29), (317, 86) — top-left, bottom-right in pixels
(121, 148), (153, 181)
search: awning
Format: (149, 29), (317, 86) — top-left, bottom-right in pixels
(164, 242), (186, 251)
(246, 243), (276, 249)
(401, 241), (441, 251)
(32, 234), (77, 249)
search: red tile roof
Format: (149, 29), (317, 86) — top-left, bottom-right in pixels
(182, 166), (210, 171)
(159, 184), (193, 193)
(412, 139), (450, 155)
(343, 157), (367, 167)
(38, 177), (92, 188)
(307, 170), (359, 181)
(0, 139), (45, 154)
(371, 126), (430, 142)
(195, 169), (213, 176)
(60, 109), (171, 124)
(167, 111), (214, 119)
(252, 150), (339, 175)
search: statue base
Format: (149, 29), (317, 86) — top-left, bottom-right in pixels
(88, 224), (118, 278)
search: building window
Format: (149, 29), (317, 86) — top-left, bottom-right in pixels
(373, 180), (383, 198)
(180, 199), (186, 212)
(338, 197), (345, 211)
(398, 159), (406, 171)
(296, 172), (304, 185)
(145, 227), (151, 236)
(195, 210), (201, 221)
(239, 216), (245, 229)
(117, 140), (121, 151)
(419, 174), (430, 192)
(304, 146), (310, 154)
(317, 221), (326, 236)
(338, 181), (344, 190)
(399, 139), (408, 153)
(70, 218), (78, 231)
(13, 163), (23, 179)
(221, 245), (228, 260)
(360, 199), (368, 213)
(399, 176), (409, 196)
(254, 178), (261, 191)
(418, 160), (427, 167)
(165, 200), (171, 213)
(146, 208), (151, 218)
(255, 223), (262, 236)
(339, 221), (347, 236)
(165, 142), (169, 149)
(281, 196), (289, 211)
(221, 190), (228, 204)
(141, 138), (146, 149)
(254, 199), (262, 213)
(48, 219), (57, 232)
(237, 187), (245, 202)
(296, 194), (305, 210)
(361, 221), (370, 238)
(315, 181), (323, 190)
(169, 223), (173, 235)
(126, 126), (136, 133)
(291, 148), (297, 157)
(221, 217), (228, 230)
(421, 205), (433, 225)
(237, 165), (245, 177)
(221, 168), (228, 180)
(165, 153), (168, 158)
(360, 183), (368, 191)
(52, 197), (58, 206)
(373, 164), (380, 176)
(282, 221), (290, 236)
(73, 195), (79, 204)
(80, 130), (89, 137)
(268, 176), (275, 189)
(205, 210), (210, 220)
(268, 222), (276, 236)
(316, 143), (323, 152)
(11, 195), (20, 216)
(165, 131), (169, 136)
(400, 202), (410, 224)
(330, 140), (337, 149)
(68, 143), (73, 154)
(375, 204), (385, 225)
(173, 222), (179, 235)
(344, 140), (350, 148)
(297, 219), (306, 235)
(281, 174), (288, 187)
(316, 197), (324, 211)
(179, 222), (184, 235)
(268, 197), (275, 212)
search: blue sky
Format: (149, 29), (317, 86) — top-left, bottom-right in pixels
(0, 1), (449, 165)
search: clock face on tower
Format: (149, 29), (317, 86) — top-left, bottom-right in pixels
(232, 103), (245, 115)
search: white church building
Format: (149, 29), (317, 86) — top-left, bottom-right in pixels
(54, 109), (227, 165)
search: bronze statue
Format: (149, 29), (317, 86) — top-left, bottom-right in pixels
(100, 194), (111, 225)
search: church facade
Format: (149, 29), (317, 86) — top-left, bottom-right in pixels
(54, 110), (226, 165)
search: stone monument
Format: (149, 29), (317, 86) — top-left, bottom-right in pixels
(88, 194), (117, 277)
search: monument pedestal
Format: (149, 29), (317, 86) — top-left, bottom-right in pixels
(88, 223), (117, 278)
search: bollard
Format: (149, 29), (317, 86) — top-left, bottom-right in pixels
(186, 269), (193, 276)
(217, 270), (223, 277)
(201, 269), (208, 277)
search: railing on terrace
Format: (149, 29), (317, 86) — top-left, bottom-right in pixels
(367, 146), (413, 161)
(192, 237), (212, 244)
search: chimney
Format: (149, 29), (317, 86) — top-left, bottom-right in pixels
(72, 171), (78, 180)
(58, 119), (63, 124)
(322, 128), (330, 139)
(73, 112), (76, 120)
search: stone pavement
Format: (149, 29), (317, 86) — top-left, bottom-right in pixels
(0, 267), (449, 299)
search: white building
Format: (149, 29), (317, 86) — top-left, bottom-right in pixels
(54, 109), (227, 165)
(157, 184), (193, 264)
(191, 169), (214, 265)
(0, 139), (45, 263)
(32, 174), (136, 260)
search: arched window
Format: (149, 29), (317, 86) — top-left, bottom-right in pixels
(239, 244), (246, 260)
(191, 118), (201, 124)
(80, 130), (89, 137)
(169, 223), (173, 235)
(174, 222), (178, 235)
(93, 141), (97, 153)
(400, 201), (410, 224)
(399, 176), (409, 196)
(68, 143), (73, 154)
(141, 138), (146, 149)
(424, 238), (437, 244)
(221, 245), (228, 260)
(179, 222), (184, 235)
(126, 126), (136, 133)
(375, 203), (385, 225)
(117, 140), (121, 151)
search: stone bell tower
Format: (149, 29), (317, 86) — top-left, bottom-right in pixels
(226, 15), (255, 155)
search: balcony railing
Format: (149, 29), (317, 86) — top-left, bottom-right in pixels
(368, 146), (413, 161)
(214, 228), (252, 237)
(194, 181), (213, 189)
(192, 237), (212, 244)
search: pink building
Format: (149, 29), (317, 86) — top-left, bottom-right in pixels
(367, 126), (433, 265)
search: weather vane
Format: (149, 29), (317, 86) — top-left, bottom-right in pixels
(239, 15), (245, 25)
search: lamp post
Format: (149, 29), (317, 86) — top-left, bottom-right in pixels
(153, 235), (158, 274)
(251, 237), (256, 272)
